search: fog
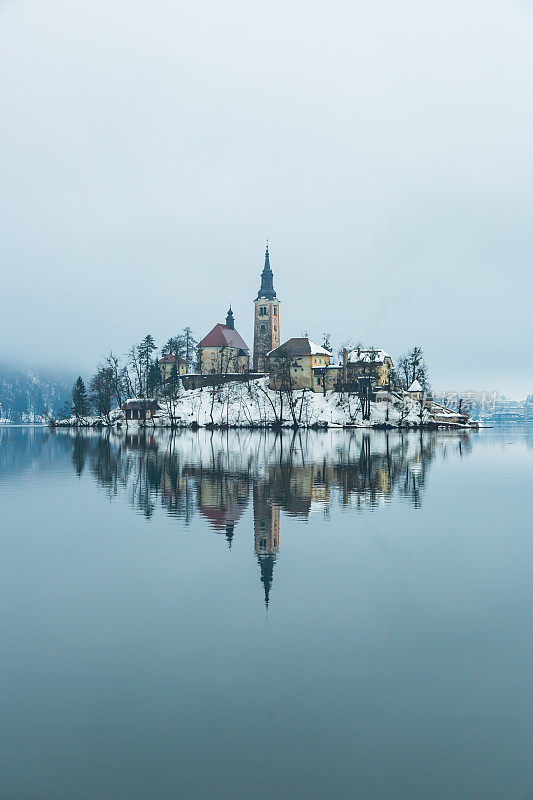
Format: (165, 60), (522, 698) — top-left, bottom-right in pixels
(1, 0), (531, 395)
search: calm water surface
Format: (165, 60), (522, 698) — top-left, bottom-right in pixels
(1, 426), (532, 800)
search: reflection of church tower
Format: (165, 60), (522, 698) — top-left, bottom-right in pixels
(253, 244), (280, 372)
(253, 481), (280, 607)
(225, 523), (235, 548)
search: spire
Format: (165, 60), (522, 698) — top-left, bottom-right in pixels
(257, 553), (276, 608)
(225, 523), (234, 548)
(264, 241), (270, 270)
(225, 304), (235, 329)
(255, 242), (277, 300)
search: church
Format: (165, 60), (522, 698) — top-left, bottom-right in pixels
(197, 306), (250, 375)
(197, 243), (281, 377)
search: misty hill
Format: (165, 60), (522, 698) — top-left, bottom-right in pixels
(0, 364), (73, 422)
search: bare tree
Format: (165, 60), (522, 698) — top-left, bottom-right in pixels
(254, 378), (282, 426)
(209, 346), (231, 425)
(128, 345), (144, 397)
(90, 365), (114, 423)
(162, 362), (182, 426)
(356, 349), (378, 421)
(396, 347), (429, 391)
(105, 352), (127, 407)
(182, 327), (198, 372)
(268, 351), (299, 427)
(358, 374), (372, 421)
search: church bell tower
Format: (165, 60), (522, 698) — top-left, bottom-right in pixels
(253, 480), (280, 608)
(253, 243), (280, 372)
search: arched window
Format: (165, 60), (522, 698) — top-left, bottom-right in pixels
(260, 538), (267, 548)
(260, 324), (265, 333)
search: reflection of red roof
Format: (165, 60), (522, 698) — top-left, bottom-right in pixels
(199, 324), (249, 353)
(159, 354), (186, 364)
(199, 502), (248, 532)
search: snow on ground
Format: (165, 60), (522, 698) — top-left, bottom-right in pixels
(56, 377), (435, 428)
(147, 378), (430, 428)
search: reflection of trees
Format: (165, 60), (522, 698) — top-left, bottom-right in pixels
(56, 428), (466, 523)
(0, 427), (59, 477)
(72, 434), (89, 477)
(7, 427), (477, 608)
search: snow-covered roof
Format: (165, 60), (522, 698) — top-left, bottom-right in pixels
(267, 337), (333, 358)
(347, 348), (391, 364)
(122, 398), (161, 410)
(408, 380), (423, 392)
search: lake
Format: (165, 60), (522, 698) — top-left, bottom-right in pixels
(1, 426), (532, 799)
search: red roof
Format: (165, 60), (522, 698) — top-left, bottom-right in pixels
(199, 324), (249, 353)
(159, 354), (186, 364)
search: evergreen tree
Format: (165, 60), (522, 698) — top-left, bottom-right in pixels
(161, 335), (185, 361)
(137, 335), (157, 397)
(139, 335), (156, 376)
(71, 434), (88, 476)
(182, 327), (198, 371)
(71, 377), (90, 421)
(147, 361), (162, 398)
(162, 362), (181, 423)
(161, 329), (197, 371)
(57, 399), (72, 421)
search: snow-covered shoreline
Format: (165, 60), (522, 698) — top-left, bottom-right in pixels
(52, 377), (475, 430)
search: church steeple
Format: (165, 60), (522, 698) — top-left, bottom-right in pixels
(257, 553), (276, 608)
(253, 243), (281, 372)
(253, 482), (280, 608)
(225, 305), (235, 329)
(225, 523), (235, 547)
(264, 241), (271, 270)
(256, 243), (277, 300)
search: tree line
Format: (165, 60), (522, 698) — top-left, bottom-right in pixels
(62, 328), (198, 422)
(61, 327), (429, 424)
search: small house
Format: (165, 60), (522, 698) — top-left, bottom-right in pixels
(121, 399), (161, 421)
(407, 379), (424, 402)
(343, 347), (393, 388)
(267, 337), (334, 392)
(159, 354), (187, 383)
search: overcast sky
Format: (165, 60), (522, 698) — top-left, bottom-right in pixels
(1, 0), (532, 396)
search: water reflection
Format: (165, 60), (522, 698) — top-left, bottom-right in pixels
(30, 428), (473, 607)
(0, 426), (476, 606)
